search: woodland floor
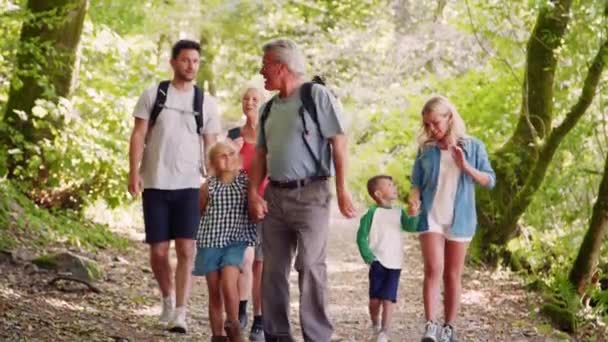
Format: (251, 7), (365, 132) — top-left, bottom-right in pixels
(0, 204), (605, 341)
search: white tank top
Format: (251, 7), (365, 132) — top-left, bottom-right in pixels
(428, 150), (461, 230)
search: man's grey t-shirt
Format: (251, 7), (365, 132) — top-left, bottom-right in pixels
(257, 84), (344, 181)
(133, 83), (221, 189)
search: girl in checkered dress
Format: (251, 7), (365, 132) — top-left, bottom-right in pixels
(193, 141), (256, 341)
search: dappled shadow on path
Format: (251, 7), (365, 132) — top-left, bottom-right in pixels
(1, 203), (600, 341)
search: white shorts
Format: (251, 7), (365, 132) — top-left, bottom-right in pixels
(419, 225), (472, 243)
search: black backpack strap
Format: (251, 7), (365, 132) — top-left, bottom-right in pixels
(300, 82), (320, 134)
(193, 85), (204, 134)
(259, 97), (275, 145)
(299, 82), (331, 176)
(149, 80), (171, 128)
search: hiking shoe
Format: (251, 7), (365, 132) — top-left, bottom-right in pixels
(440, 324), (456, 342)
(249, 322), (264, 341)
(421, 321), (441, 342)
(211, 336), (229, 342)
(377, 330), (389, 342)
(224, 319), (244, 342)
(159, 296), (174, 325)
(168, 307), (187, 334)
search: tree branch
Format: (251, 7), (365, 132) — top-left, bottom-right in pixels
(513, 36), (608, 214)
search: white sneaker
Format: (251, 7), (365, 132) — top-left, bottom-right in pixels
(368, 324), (381, 341)
(168, 306), (187, 334)
(421, 321), (441, 342)
(159, 296), (174, 325)
(377, 330), (390, 342)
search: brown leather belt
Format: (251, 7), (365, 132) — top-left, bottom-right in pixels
(268, 176), (328, 189)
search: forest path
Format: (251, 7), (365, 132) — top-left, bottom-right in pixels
(0, 203), (578, 341)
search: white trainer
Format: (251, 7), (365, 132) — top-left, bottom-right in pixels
(159, 296), (174, 325)
(168, 306), (187, 334)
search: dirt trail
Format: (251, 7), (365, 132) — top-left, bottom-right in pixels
(0, 204), (591, 341)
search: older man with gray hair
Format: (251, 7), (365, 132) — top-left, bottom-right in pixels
(248, 38), (356, 342)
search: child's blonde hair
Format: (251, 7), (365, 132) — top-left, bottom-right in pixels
(417, 95), (467, 148)
(207, 141), (239, 175)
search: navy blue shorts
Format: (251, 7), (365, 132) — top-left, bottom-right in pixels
(369, 261), (401, 303)
(142, 188), (200, 244)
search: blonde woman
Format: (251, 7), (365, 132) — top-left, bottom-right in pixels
(227, 84), (267, 341)
(408, 96), (495, 342)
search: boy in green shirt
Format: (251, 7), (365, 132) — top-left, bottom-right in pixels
(357, 175), (418, 342)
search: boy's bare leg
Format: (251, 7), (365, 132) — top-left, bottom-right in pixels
(369, 298), (381, 328)
(381, 300), (395, 331)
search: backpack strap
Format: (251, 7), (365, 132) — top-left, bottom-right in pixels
(259, 97), (275, 146)
(300, 82), (320, 133)
(299, 82), (331, 177)
(149, 80), (171, 128)
(149, 81), (204, 134)
(193, 85), (204, 134)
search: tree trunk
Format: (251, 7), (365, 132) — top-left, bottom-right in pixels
(471, 0), (608, 264)
(197, 27), (217, 96)
(569, 150), (608, 295)
(3, 0), (88, 177)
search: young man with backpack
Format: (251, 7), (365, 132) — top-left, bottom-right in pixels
(128, 39), (220, 334)
(248, 38), (357, 342)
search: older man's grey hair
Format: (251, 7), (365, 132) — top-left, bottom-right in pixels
(262, 38), (306, 76)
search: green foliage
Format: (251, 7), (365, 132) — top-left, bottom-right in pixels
(0, 179), (129, 251)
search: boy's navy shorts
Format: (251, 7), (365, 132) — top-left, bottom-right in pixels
(142, 188), (200, 244)
(369, 261), (401, 303)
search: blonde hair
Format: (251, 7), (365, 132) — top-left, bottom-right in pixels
(207, 141), (240, 175)
(417, 95), (467, 148)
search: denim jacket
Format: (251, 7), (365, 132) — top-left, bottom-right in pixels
(411, 137), (495, 238)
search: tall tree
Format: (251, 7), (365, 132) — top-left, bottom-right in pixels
(3, 0), (88, 180)
(472, 0), (608, 263)
(569, 149), (608, 295)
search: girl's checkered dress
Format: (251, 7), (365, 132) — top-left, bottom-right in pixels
(196, 170), (257, 248)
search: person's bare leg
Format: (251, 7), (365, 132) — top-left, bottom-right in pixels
(206, 271), (225, 336)
(369, 298), (381, 328)
(238, 246), (254, 326)
(252, 259), (263, 316)
(381, 300), (395, 332)
(443, 240), (469, 324)
(174, 238), (195, 308)
(150, 241), (173, 297)
(419, 233), (445, 322)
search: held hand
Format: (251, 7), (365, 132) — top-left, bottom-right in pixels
(248, 193), (268, 222)
(128, 172), (143, 197)
(449, 144), (467, 170)
(407, 192), (421, 216)
(231, 137), (245, 151)
(337, 188), (357, 218)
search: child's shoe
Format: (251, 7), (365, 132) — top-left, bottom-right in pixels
(249, 320), (264, 341)
(377, 329), (390, 342)
(211, 336), (228, 342)
(439, 324), (456, 342)
(421, 320), (441, 342)
(224, 319), (244, 342)
(368, 324), (381, 341)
